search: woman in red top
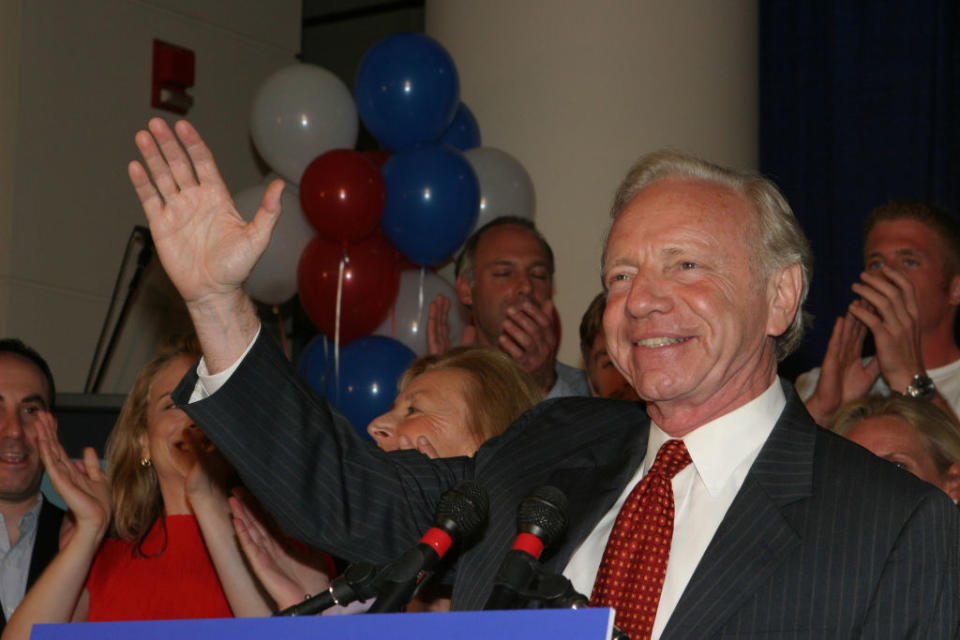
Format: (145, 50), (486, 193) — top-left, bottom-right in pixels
(3, 338), (282, 638)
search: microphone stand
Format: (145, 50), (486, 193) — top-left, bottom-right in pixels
(275, 562), (381, 616)
(508, 567), (630, 640)
(366, 546), (438, 613)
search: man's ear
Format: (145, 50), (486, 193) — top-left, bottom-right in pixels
(456, 274), (473, 307)
(947, 274), (960, 306)
(940, 463), (960, 504)
(766, 263), (803, 339)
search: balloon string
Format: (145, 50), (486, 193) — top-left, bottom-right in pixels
(417, 266), (426, 340)
(273, 305), (289, 360)
(335, 250), (349, 403)
(322, 332), (330, 379)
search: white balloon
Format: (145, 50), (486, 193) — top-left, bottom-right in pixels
(374, 269), (468, 356)
(463, 147), (536, 234)
(250, 64), (358, 184)
(237, 178), (315, 305)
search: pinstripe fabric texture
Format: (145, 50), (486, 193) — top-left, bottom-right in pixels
(176, 333), (959, 637)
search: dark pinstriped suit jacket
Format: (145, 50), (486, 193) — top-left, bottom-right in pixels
(176, 333), (960, 637)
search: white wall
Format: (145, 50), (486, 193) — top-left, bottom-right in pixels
(3, 0), (759, 386)
(0, 0), (301, 392)
(426, 0), (758, 367)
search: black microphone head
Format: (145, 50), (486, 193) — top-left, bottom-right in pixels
(435, 480), (489, 538)
(518, 485), (568, 547)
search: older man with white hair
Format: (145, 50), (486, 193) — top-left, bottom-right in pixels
(130, 118), (957, 638)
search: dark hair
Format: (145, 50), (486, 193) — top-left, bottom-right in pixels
(0, 338), (56, 409)
(579, 293), (607, 365)
(454, 216), (555, 283)
(864, 201), (960, 276)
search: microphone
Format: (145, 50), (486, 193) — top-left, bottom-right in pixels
(484, 486), (568, 610)
(275, 561), (380, 616)
(535, 573), (629, 640)
(367, 480), (489, 613)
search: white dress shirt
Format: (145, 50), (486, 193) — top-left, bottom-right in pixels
(189, 327), (261, 402)
(562, 380), (786, 639)
(0, 495), (43, 620)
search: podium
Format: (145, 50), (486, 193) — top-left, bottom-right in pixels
(32, 608), (614, 639)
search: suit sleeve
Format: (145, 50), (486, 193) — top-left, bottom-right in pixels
(859, 489), (960, 638)
(173, 331), (474, 566)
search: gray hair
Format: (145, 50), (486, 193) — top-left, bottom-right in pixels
(606, 150), (813, 361)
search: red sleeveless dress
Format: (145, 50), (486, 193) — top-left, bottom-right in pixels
(86, 514), (232, 621)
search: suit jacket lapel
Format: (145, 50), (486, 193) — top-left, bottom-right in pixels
(662, 383), (816, 638)
(27, 498), (64, 589)
(541, 422), (650, 574)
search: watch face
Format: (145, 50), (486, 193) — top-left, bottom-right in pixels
(910, 374), (936, 400)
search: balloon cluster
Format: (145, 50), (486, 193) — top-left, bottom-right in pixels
(238, 33), (536, 432)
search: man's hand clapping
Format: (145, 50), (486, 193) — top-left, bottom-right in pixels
(848, 265), (925, 394)
(499, 299), (558, 394)
(804, 311), (879, 426)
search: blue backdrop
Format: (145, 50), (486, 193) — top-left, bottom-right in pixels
(759, 0), (960, 378)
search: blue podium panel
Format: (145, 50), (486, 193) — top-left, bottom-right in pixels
(32, 608), (614, 640)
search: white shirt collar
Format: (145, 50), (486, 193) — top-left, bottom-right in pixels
(646, 378), (786, 496)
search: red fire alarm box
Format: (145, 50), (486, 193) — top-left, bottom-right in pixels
(152, 40), (195, 115)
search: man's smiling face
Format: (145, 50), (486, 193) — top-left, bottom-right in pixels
(602, 177), (782, 432)
(0, 353), (51, 504)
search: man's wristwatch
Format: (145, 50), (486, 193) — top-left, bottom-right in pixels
(903, 373), (936, 400)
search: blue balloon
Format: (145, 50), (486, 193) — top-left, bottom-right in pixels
(439, 103), (481, 151)
(355, 33), (460, 151)
(381, 142), (480, 266)
(325, 336), (416, 440)
(297, 334), (333, 397)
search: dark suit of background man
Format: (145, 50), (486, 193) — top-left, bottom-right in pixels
(130, 118), (959, 638)
(0, 340), (65, 632)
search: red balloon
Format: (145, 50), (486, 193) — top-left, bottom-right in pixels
(298, 234), (400, 344)
(362, 149), (392, 170)
(300, 150), (386, 242)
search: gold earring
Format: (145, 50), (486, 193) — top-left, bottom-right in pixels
(139, 456), (152, 468)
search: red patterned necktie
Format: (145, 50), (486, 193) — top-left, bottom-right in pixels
(590, 439), (692, 640)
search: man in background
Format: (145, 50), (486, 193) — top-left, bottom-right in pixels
(428, 216), (588, 399)
(0, 339), (65, 630)
(798, 201), (960, 425)
(579, 292), (640, 400)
